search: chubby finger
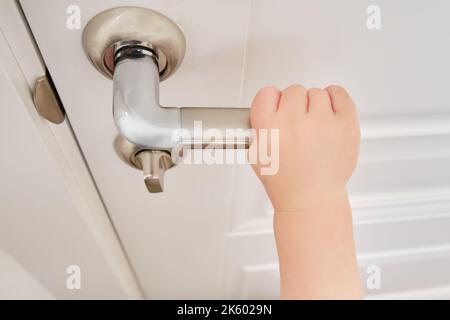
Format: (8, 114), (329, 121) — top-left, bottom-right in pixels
(307, 88), (333, 116)
(279, 84), (308, 116)
(250, 86), (281, 128)
(325, 85), (356, 118)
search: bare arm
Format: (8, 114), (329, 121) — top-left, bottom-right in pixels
(250, 85), (362, 299)
(274, 190), (361, 299)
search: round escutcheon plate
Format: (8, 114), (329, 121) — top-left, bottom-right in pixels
(82, 6), (186, 80)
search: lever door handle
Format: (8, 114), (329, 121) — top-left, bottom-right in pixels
(83, 7), (251, 193)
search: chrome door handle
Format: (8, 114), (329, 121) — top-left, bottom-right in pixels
(83, 7), (251, 192)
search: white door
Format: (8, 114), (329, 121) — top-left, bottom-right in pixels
(19, 0), (450, 299)
(0, 1), (141, 299)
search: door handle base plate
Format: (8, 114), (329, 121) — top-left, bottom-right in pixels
(82, 6), (186, 81)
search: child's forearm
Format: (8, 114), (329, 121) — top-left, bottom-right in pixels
(274, 190), (362, 299)
(250, 84), (361, 299)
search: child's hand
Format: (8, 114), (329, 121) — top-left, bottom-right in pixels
(250, 85), (360, 212)
(250, 84), (362, 299)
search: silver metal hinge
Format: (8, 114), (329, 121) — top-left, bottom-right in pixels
(33, 74), (65, 124)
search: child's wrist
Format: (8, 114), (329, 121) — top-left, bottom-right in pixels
(270, 187), (350, 213)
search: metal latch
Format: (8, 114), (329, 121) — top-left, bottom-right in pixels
(33, 74), (65, 124)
